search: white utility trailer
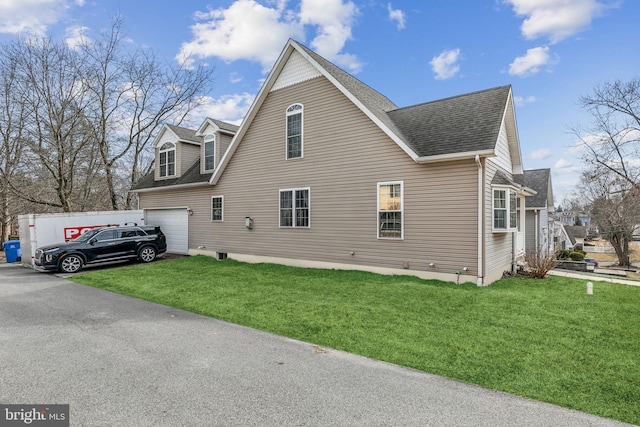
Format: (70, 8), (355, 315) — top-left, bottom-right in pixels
(18, 210), (145, 267)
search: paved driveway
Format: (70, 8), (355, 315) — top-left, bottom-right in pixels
(0, 262), (632, 426)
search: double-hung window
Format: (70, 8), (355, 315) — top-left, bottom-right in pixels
(159, 142), (176, 177)
(378, 181), (403, 239)
(204, 135), (215, 171)
(286, 104), (303, 159)
(493, 188), (517, 231)
(211, 196), (223, 221)
(280, 188), (310, 228)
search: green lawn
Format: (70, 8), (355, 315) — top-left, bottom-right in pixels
(71, 256), (640, 425)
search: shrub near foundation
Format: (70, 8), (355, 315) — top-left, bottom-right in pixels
(523, 250), (559, 278)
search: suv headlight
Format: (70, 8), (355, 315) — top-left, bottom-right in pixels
(43, 248), (60, 262)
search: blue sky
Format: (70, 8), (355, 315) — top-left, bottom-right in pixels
(1, 0), (638, 204)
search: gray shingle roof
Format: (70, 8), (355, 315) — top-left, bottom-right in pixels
(514, 168), (551, 208)
(387, 86), (511, 157)
(491, 170), (519, 187)
(208, 118), (239, 134)
(565, 225), (587, 245)
(166, 124), (201, 143)
(298, 42), (511, 158)
(131, 160), (211, 191)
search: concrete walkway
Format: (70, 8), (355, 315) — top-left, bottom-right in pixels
(549, 268), (640, 287)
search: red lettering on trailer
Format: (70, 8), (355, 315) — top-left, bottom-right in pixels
(64, 225), (106, 241)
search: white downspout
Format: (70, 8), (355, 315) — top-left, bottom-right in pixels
(475, 155), (484, 286)
(534, 209), (539, 253)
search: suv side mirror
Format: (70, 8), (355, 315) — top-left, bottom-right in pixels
(89, 238), (98, 245)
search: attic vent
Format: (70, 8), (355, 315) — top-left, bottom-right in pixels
(271, 50), (321, 91)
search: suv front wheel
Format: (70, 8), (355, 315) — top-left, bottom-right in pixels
(138, 246), (157, 263)
(60, 254), (83, 273)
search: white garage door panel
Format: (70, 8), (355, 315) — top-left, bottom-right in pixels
(144, 209), (189, 254)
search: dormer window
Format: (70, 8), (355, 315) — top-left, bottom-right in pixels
(286, 103), (303, 159)
(159, 142), (176, 177)
(204, 134), (215, 171)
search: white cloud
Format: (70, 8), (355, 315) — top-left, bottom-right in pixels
(387, 3), (406, 30)
(177, 0), (303, 70)
(429, 48), (461, 80)
(527, 148), (552, 160)
(190, 93), (255, 126)
(299, 0), (361, 72)
(509, 46), (553, 77)
(177, 0), (361, 73)
(554, 158), (579, 173)
(0, 0), (83, 35)
(514, 95), (537, 106)
(505, 0), (610, 43)
(64, 25), (89, 50)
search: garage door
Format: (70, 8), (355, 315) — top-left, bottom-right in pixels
(144, 209), (189, 254)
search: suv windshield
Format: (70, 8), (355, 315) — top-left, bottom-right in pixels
(73, 228), (103, 243)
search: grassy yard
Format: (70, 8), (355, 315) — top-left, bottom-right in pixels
(71, 256), (640, 425)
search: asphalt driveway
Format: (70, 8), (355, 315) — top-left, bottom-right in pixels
(0, 262), (632, 426)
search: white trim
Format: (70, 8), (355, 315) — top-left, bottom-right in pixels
(475, 155), (484, 285)
(377, 181), (404, 240)
(501, 88), (524, 174)
(285, 103), (304, 160)
(203, 134), (216, 172)
(279, 187), (311, 228)
(492, 187), (517, 232)
(195, 118), (220, 136)
(131, 182), (210, 193)
(159, 142), (176, 178)
(416, 149), (496, 164)
(211, 195), (224, 222)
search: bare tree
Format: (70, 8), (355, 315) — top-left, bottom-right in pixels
(5, 37), (101, 212)
(78, 17), (215, 209)
(0, 17), (215, 217)
(579, 169), (640, 267)
(574, 77), (640, 267)
(0, 49), (28, 241)
(576, 78), (640, 189)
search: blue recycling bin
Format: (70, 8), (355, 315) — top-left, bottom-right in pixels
(3, 240), (20, 263)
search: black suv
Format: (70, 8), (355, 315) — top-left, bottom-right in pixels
(35, 224), (167, 273)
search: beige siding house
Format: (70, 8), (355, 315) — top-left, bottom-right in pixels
(132, 39), (534, 285)
(515, 169), (555, 256)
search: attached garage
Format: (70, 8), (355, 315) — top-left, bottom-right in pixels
(144, 208), (189, 254)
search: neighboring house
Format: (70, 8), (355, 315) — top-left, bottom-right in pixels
(515, 169), (554, 256)
(557, 225), (587, 251)
(131, 39), (534, 285)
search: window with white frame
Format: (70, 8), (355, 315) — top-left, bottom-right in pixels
(279, 188), (309, 228)
(286, 104), (303, 159)
(159, 142), (176, 177)
(204, 135), (215, 171)
(378, 182), (403, 239)
(493, 188), (517, 231)
(211, 196), (223, 221)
